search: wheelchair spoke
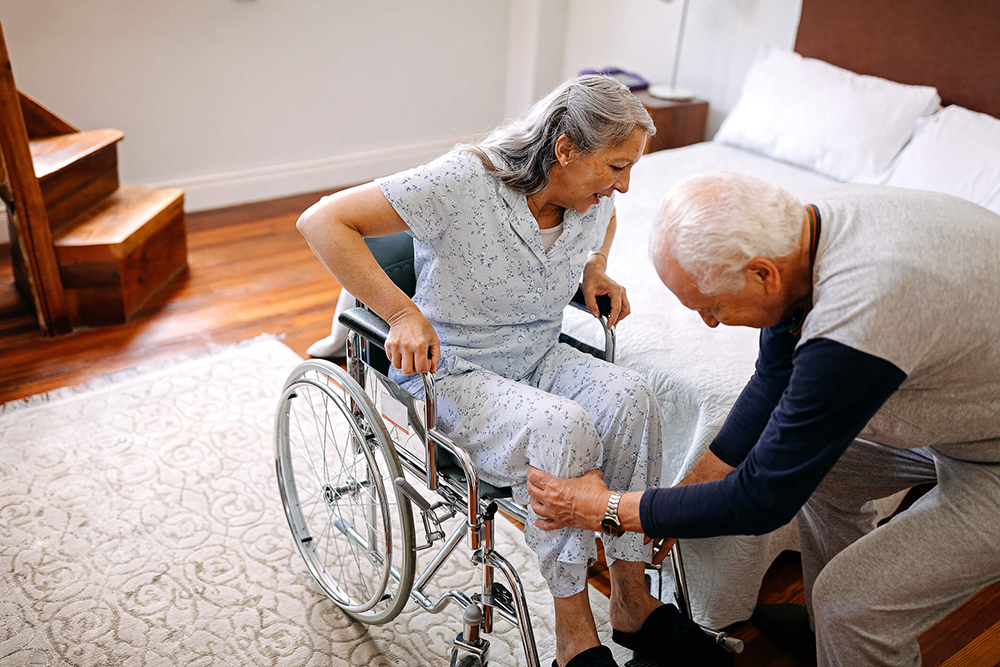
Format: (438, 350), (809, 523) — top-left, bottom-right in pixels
(312, 379), (353, 491)
(303, 379), (337, 482)
(321, 382), (332, 487)
(326, 498), (371, 605)
(304, 488), (326, 526)
(305, 382), (343, 482)
(290, 400), (328, 488)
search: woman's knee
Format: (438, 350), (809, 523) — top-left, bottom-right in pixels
(610, 369), (657, 410)
(596, 371), (661, 447)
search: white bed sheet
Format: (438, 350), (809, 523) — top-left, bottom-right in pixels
(563, 141), (906, 628)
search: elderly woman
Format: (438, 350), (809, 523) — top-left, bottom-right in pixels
(297, 76), (704, 667)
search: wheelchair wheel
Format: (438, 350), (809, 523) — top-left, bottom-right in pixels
(275, 360), (415, 624)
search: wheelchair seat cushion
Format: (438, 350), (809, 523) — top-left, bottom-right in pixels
(436, 457), (513, 500)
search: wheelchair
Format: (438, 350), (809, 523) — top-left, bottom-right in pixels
(274, 232), (742, 666)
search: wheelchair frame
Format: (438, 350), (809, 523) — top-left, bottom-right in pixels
(275, 296), (741, 666)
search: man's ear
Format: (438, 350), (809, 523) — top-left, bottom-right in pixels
(745, 257), (782, 295)
(554, 134), (579, 166)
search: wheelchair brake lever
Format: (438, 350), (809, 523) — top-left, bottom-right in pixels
(395, 477), (433, 512)
(395, 477), (448, 550)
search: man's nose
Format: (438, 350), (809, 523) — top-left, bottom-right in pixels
(700, 312), (719, 328)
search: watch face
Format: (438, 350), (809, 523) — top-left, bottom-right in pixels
(600, 517), (623, 537)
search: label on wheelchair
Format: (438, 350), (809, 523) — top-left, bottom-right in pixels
(377, 384), (410, 435)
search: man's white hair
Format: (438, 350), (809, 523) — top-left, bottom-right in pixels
(650, 171), (805, 295)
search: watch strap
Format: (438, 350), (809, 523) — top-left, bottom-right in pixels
(604, 491), (623, 525)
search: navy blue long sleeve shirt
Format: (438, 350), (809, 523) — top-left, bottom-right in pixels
(639, 319), (906, 539)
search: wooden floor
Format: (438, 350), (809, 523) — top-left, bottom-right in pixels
(2, 191), (998, 666)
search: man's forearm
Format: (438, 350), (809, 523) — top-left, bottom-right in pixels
(677, 449), (736, 486)
(618, 449), (735, 533)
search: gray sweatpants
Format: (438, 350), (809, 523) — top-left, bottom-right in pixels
(798, 439), (1000, 666)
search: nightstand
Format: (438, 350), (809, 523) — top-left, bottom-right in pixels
(632, 90), (709, 154)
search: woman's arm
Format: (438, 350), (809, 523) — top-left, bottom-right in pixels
(581, 207), (631, 327)
(296, 183), (440, 375)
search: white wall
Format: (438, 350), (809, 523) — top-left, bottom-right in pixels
(562, 0), (681, 92)
(681, 0), (802, 136)
(561, 0), (802, 137)
(0, 0), (803, 246)
(504, 0), (570, 119)
(0, 0), (510, 229)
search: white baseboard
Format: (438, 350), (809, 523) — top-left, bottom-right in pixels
(145, 136), (467, 213)
(0, 136), (467, 246)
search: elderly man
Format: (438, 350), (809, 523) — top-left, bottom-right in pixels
(527, 172), (1000, 666)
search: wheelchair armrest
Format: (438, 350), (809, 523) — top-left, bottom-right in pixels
(339, 287), (614, 362)
(569, 286), (612, 317)
(339, 306), (390, 350)
(341, 287), (609, 349)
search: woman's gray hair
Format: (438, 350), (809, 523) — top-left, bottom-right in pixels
(650, 171), (805, 295)
(462, 75), (655, 195)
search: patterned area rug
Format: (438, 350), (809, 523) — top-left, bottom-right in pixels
(0, 338), (627, 666)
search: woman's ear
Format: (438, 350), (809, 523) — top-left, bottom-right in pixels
(745, 257), (782, 295)
(554, 134), (578, 166)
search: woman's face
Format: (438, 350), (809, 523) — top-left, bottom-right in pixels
(550, 127), (648, 213)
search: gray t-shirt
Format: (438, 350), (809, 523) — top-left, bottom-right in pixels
(801, 185), (1000, 462)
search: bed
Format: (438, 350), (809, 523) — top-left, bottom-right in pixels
(563, 0), (1000, 629)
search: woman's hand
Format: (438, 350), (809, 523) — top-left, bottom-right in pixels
(527, 467), (612, 532)
(582, 253), (630, 327)
(385, 307), (440, 375)
(645, 536), (677, 566)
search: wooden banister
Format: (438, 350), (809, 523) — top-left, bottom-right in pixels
(0, 20), (71, 335)
(19, 90), (78, 139)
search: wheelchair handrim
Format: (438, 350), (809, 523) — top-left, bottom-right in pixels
(275, 378), (394, 614)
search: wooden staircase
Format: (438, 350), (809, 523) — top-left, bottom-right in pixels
(1, 23), (186, 334)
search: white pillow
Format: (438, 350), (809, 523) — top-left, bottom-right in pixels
(878, 105), (1000, 215)
(714, 46), (940, 182)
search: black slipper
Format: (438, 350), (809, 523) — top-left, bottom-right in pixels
(751, 603), (816, 655)
(612, 604), (733, 666)
(551, 645), (618, 667)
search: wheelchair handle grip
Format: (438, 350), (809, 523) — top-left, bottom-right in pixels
(338, 307), (434, 358)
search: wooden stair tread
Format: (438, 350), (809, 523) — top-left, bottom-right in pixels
(53, 184), (184, 259)
(30, 128), (123, 181)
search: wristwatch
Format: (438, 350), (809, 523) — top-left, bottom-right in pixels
(600, 491), (625, 537)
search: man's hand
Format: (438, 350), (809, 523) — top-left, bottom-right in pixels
(582, 254), (630, 327)
(527, 467), (612, 532)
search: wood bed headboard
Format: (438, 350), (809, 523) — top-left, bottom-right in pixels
(794, 0), (1000, 120)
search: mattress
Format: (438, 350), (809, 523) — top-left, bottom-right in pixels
(562, 141), (906, 628)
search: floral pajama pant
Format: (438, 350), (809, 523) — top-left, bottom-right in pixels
(408, 342), (662, 598)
